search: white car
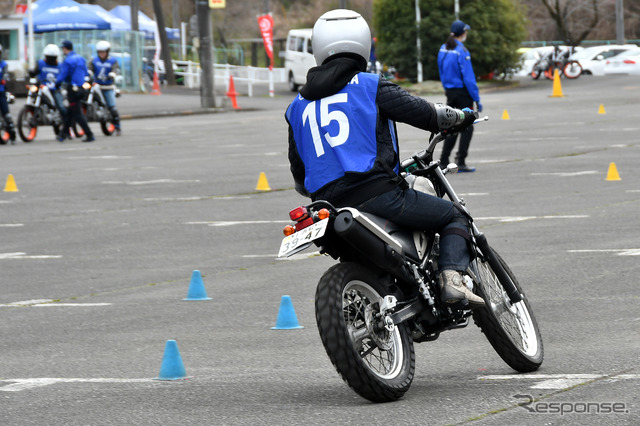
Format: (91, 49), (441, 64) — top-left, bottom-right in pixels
(570, 45), (638, 76)
(284, 29), (315, 91)
(604, 48), (640, 75)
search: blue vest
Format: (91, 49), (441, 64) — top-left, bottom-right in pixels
(287, 73), (393, 193)
(91, 56), (117, 85)
(38, 59), (61, 91)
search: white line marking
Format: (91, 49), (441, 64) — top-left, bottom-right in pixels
(186, 220), (290, 227)
(244, 251), (322, 261)
(568, 249), (640, 256)
(145, 196), (250, 201)
(0, 378), (153, 392)
(0, 224), (23, 227)
(0, 252), (62, 259)
(69, 156), (133, 160)
(102, 179), (200, 185)
(477, 215), (588, 223)
(1, 299), (54, 306)
(531, 171), (599, 177)
(32, 303), (112, 307)
(480, 373), (640, 390)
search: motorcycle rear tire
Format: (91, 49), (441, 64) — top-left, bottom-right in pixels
(563, 61), (582, 79)
(17, 107), (37, 142)
(315, 262), (415, 402)
(471, 249), (544, 372)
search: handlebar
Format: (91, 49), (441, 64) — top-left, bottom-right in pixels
(400, 116), (489, 173)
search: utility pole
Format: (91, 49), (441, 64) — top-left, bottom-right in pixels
(130, 0), (139, 31)
(615, 0), (625, 45)
(152, 0), (177, 86)
(415, 0), (422, 83)
(454, 0), (459, 20)
(197, 0), (215, 108)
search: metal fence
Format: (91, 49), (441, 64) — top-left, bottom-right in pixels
(170, 62), (287, 97)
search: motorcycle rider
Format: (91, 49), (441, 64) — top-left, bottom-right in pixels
(0, 44), (16, 143)
(30, 44), (67, 124)
(89, 41), (121, 135)
(286, 9), (484, 306)
(56, 40), (94, 143)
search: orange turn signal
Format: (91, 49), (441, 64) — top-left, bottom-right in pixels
(283, 225), (295, 236)
(317, 208), (330, 220)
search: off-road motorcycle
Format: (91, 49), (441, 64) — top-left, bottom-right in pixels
(81, 73), (119, 136)
(278, 116), (544, 402)
(16, 79), (63, 142)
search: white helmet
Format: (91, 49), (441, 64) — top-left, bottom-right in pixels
(312, 9), (371, 67)
(96, 40), (111, 52)
(43, 44), (60, 58)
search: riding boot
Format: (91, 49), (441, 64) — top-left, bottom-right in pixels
(109, 107), (121, 135)
(438, 270), (485, 306)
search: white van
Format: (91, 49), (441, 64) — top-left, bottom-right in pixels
(284, 29), (315, 91)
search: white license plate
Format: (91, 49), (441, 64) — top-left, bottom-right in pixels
(278, 219), (329, 258)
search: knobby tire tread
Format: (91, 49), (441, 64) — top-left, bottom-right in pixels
(315, 262), (415, 402)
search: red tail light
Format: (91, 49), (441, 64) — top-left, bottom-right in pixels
(289, 206), (308, 221)
(623, 59), (636, 64)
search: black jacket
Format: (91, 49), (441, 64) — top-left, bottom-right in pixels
(286, 57), (439, 205)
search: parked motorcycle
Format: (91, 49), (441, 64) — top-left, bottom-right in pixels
(0, 91), (15, 144)
(16, 79), (63, 142)
(278, 117), (544, 402)
(81, 74), (119, 136)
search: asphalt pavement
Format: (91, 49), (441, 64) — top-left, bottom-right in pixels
(1, 74), (639, 425)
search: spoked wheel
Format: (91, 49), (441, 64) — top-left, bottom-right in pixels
(17, 107), (38, 142)
(315, 262), (415, 402)
(563, 61), (582, 79)
(530, 69), (541, 80)
(471, 249), (544, 372)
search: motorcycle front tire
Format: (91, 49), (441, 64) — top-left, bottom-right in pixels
(315, 262), (415, 402)
(471, 249), (544, 372)
(17, 107), (37, 142)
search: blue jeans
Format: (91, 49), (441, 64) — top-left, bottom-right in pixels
(102, 88), (116, 108)
(354, 186), (470, 272)
(52, 90), (67, 118)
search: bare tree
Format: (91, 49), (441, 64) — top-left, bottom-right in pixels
(540, 0), (599, 45)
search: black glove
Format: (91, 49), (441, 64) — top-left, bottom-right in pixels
(444, 108), (477, 135)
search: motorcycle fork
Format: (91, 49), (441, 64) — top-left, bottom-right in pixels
(431, 166), (523, 304)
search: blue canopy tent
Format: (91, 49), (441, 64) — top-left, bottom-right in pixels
(24, 0), (112, 33)
(110, 5), (179, 40)
(85, 5), (129, 32)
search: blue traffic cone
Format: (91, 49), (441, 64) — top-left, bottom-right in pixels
(271, 295), (304, 330)
(183, 270), (212, 301)
(155, 340), (187, 380)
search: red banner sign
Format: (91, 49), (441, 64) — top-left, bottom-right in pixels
(257, 14), (274, 70)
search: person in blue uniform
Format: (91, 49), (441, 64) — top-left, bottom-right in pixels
(0, 44), (16, 143)
(31, 44), (66, 122)
(286, 10), (484, 306)
(437, 20), (482, 172)
(56, 40), (94, 142)
(89, 41), (121, 135)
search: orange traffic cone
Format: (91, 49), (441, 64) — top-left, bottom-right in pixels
(226, 75), (239, 109)
(151, 71), (162, 96)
